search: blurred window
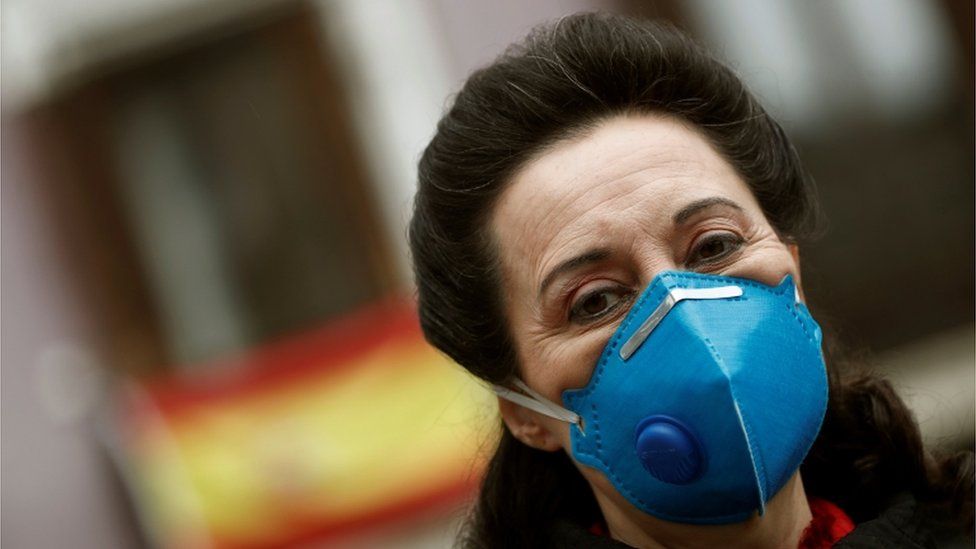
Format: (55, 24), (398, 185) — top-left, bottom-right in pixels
(35, 7), (395, 371)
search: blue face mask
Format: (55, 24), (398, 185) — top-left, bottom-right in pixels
(494, 271), (828, 524)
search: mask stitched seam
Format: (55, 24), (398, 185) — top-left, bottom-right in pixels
(569, 276), (685, 503)
(568, 275), (672, 402)
(574, 441), (760, 523)
(665, 272), (792, 294)
(572, 272), (782, 404)
(574, 434), (759, 522)
(570, 271), (761, 451)
(701, 334), (769, 506)
(568, 272), (811, 523)
(592, 403), (602, 456)
(787, 302), (814, 342)
(781, 301), (828, 477)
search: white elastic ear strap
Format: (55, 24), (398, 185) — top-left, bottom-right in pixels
(493, 285), (748, 425)
(492, 378), (581, 425)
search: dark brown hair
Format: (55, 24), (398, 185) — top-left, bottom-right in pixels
(408, 12), (972, 547)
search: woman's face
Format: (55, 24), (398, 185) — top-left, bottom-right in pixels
(490, 113), (803, 501)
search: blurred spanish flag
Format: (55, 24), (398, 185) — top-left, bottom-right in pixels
(113, 299), (497, 548)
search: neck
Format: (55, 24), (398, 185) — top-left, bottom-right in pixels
(597, 473), (812, 549)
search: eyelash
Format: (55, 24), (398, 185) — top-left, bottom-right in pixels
(686, 230), (745, 268)
(562, 231), (744, 325)
(568, 284), (633, 325)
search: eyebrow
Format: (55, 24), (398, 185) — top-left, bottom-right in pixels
(536, 197), (743, 298)
(672, 196), (744, 224)
(538, 248), (612, 297)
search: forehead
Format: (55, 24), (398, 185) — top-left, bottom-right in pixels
(491, 114), (761, 284)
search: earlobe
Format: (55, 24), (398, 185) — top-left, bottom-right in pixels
(497, 396), (563, 452)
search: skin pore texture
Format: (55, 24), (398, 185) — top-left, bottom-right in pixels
(490, 113), (813, 548)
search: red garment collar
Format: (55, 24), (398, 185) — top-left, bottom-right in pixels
(588, 497), (855, 547)
(798, 497), (855, 548)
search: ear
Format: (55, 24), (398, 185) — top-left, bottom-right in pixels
(787, 243), (807, 302)
(497, 396), (563, 452)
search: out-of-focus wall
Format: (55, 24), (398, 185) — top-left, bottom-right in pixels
(1, 122), (139, 548)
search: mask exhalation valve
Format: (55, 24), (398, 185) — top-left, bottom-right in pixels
(635, 415), (706, 485)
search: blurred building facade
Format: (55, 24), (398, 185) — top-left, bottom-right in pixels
(2, 0), (973, 547)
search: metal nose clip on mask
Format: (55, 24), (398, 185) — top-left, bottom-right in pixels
(494, 271), (828, 524)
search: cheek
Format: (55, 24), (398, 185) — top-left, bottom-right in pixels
(722, 237), (800, 286)
(517, 327), (612, 403)
(513, 332), (610, 454)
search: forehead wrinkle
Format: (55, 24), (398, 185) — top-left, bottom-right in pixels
(530, 185), (650, 287)
(512, 141), (703, 228)
(512, 151), (681, 247)
(493, 113), (747, 305)
(505, 163), (698, 298)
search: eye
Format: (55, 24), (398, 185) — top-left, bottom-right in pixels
(569, 286), (632, 324)
(687, 231), (744, 267)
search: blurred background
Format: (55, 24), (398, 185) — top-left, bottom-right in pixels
(2, 0), (973, 547)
